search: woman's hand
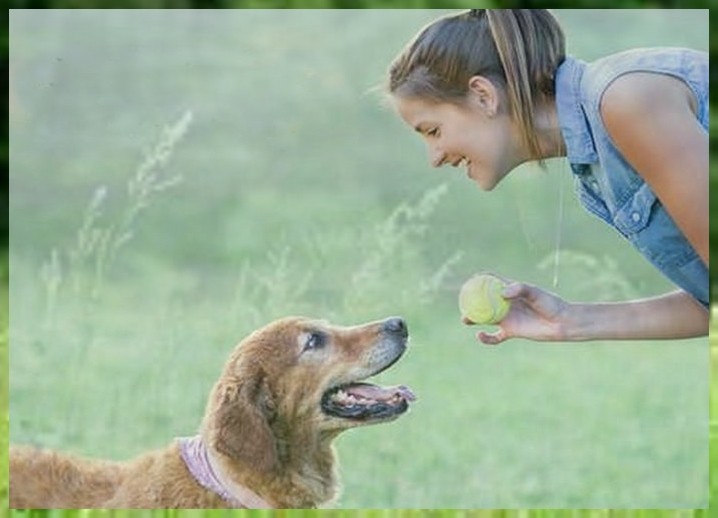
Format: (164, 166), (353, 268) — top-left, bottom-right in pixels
(463, 280), (708, 344)
(463, 281), (571, 345)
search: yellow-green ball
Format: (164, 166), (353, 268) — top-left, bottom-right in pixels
(458, 273), (510, 324)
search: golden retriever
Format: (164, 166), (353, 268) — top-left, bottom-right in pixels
(10, 316), (415, 509)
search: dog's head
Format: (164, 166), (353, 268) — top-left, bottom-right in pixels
(201, 316), (415, 477)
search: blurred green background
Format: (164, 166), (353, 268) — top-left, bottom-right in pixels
(8, 9), (709, 509)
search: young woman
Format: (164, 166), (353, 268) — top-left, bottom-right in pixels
(386, 9), (708, 344)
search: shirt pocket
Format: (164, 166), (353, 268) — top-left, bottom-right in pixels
(614, 182), (701, 268)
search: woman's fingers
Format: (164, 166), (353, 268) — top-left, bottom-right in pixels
(477, 328), (508, 345)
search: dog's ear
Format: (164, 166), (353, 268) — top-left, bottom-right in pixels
(205, 367), (277, 473)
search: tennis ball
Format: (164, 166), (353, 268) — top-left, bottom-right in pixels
(458, 273), (511, 325)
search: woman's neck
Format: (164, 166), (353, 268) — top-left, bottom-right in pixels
(533, 100), (566, 159)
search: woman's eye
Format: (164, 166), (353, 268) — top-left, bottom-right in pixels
(303, 332), (325, 352)
(426, 128), (439, 137)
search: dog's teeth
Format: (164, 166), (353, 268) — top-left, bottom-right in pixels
(332, 390), (348, 403)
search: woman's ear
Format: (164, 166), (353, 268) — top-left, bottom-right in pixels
(467, 75), (500, 117)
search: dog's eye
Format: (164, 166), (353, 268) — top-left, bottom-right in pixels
(302, 332), (326, 352)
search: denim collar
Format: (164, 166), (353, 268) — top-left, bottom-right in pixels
(555, 56), (598, 165)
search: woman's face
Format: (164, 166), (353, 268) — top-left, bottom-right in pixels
(392, 92), (523, 191)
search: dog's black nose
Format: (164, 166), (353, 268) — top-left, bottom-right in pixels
(382, 317), (408, 338)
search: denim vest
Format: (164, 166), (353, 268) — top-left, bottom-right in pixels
(554, 48), (709, 309)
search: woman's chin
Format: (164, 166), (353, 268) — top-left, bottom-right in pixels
(468, 170), (497, 191)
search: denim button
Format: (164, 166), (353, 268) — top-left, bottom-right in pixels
(631, 212), (641, 222)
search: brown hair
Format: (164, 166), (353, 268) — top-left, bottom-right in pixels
(387, 9), (565, 160)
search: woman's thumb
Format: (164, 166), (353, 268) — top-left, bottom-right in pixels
(501, 282), (524, 299)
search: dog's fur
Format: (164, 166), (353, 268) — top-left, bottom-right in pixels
(10, 316), (412, 509)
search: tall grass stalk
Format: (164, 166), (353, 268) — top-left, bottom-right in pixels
(345, 183), (462, 314)
(40, 110), (193, 326)
(226, 183), (462, 331)
(33, 111), (193, 440)
(230, 245), (315, 330)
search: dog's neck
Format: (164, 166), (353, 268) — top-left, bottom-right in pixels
(178, 436), (273, 508)
(268, 423), (340, 507)
(213, 430), (338, 508)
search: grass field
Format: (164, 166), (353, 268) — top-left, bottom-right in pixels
(1, 322), (716, 514)
(7, 9), (711, 511)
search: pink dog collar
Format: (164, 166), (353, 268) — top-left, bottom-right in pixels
(178, 435), (272, 509)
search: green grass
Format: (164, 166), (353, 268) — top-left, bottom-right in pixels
(3, 319), (716, 517)
(8, 191), (709, 507)
(2, 255), (8, 511)
(7, 9), (711, 513)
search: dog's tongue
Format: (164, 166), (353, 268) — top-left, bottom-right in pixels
(346, 383), (416, 402)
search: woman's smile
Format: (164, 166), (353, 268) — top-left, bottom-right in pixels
(391, 94), (518, 191)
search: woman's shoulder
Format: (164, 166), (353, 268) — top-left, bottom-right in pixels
(579, 47), (708, 109)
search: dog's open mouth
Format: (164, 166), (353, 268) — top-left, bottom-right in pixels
(321, 382), (416, 420)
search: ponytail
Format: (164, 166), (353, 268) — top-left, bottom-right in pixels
(486, 10), (565, 159)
